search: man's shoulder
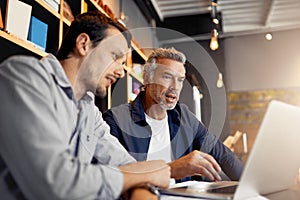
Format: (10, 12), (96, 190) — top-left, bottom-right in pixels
(111, 102), (130, 110)
(105, 103), (130, 116)
(103, 103), (134, 129)
(0, 55), (40, 69)
(0, 55), (51, 80)
(175, 103), (194, 116)
(176, 103), (189, 110)
(174, 103), (200, 124)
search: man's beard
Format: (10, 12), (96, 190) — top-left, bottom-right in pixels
(159, 99), (176, 110)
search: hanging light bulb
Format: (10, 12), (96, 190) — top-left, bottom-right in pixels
(212, 18), (219, 25)
(217, 72), (223, 88)
(265, 33), (272, 41)
(210, 29), (219, 51)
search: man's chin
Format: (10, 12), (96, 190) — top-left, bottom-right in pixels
(159, 101), (176, 110)
(95, 89), (107, 98)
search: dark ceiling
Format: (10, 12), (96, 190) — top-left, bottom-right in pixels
(133, 0), (219, 40)
(134, 0), (300, 41)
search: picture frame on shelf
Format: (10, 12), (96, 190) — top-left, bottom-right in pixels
(127, 75), (142, 103)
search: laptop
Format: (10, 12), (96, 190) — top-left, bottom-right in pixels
(160, 100), (300, 199)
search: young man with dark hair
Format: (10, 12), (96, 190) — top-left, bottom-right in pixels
(0, 11), (169, 200)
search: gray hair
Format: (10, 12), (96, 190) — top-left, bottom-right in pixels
(143, 47), (186, 81)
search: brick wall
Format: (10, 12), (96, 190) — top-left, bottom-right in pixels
(228, 88), (300, 163)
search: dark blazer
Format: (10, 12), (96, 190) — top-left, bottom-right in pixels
(103, 91), (243, 181)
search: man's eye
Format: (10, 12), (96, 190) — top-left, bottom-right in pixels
(112, 53), (117, 61)
(163, 75), (172, 79)
(178, 78), (185, 83)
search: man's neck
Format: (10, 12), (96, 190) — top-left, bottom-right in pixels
(60, 58), (85, 101)
(143, 94), (167, 120)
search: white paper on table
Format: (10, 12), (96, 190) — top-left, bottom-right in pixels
(169, 180), (238, 191)
(161, 196), (197, 200)
(244, 195), (269, 200)
(161, 194), (269, 200)
(5, 0), (32, 40)
(169, 181), (211, 190)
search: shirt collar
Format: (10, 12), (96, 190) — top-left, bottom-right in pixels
(41, 54), (71, 88)
(41, 54), (93, 103)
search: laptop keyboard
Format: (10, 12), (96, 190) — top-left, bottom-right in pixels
(206, 185), (238, 194)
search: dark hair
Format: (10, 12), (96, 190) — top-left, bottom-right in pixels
(56, 11), (131, 60)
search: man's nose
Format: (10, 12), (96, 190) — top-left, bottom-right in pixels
(170, 78), (180, 90)
(115, 65), (125, 78)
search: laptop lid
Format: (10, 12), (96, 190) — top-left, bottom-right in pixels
(234, 100), (300, 199)
(160, 100), (300, 200)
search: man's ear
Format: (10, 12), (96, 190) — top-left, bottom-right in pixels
(75, 33), (91, 56)
(143, 72), (150, 84)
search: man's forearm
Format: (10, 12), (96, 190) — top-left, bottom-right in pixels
(119, 160), (170, 192)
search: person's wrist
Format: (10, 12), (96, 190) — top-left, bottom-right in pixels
(125, 183), (160, 200)
(144, 183), (160, 199)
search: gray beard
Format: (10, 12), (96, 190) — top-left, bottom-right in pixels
(159, 100), (176, 110)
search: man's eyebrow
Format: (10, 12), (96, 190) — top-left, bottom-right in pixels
(162, 72), (174, 77)
(112, 50), (126, 59)
(163, 71), (185, 78)
(119, 48), (129, 57)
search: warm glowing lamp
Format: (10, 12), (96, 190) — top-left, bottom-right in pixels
(216, 72), (223, 88)
(210, 29), (219, 51)
(265, 33), (272, 40)
(212, 18), (219, 25)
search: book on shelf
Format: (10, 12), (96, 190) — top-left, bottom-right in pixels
(28, 16), (48, 51)
(0, 8), (3, 29)
(42, 0), (59, 12)
(83, 1), (88, 12)
(132, 63), (143, 80)
(5, 0), (32, 40)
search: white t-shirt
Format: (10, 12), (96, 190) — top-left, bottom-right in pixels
(145, 113), (176, 185)
(145, 113), (172, 163)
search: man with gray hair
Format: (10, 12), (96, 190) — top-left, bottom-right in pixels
(103, 47), (243, 183)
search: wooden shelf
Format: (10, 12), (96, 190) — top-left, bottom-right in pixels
(87, 0), (109, 18)
(85, 0), (148, 63)
(0, 30), (48, 57)
(34, 0), (60, 19)
(124, 65), (143, 84)
(0, 0), (148, 111)
(131, 42), (147, 61)
(62, 17), (71, 26)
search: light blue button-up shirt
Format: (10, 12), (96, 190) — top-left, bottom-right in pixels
(0, 54), (135, 200)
